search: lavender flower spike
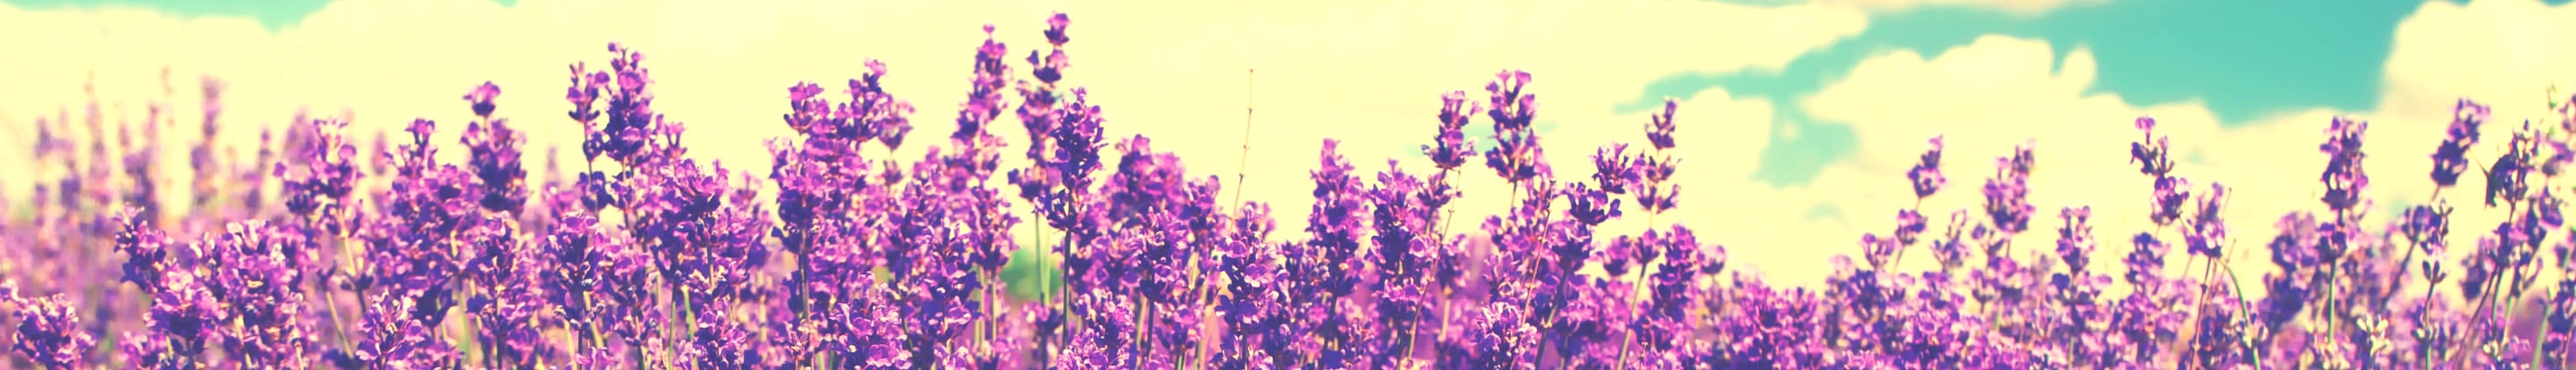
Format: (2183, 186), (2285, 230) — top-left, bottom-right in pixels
(1909, 135), (1945, 198)
(5, 281), (96, 368)
(2432, 99), (2488, 187)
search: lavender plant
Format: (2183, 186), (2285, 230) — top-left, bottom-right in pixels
(8, 12), (2576, 370)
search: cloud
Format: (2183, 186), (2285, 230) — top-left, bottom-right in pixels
(1792, 35), (2203, 286)
(1770, 0), (2576, 289)
(1785, 34), (2470, 290)
(0, 0), (1869, 243)
(2379, 0), (2576, 124)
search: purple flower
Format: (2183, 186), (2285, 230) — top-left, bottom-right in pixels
(6, 282), (97, 368)
(573, 43), (666, 166)
(1482, 70), (1549, 184)
(1633, 102), (1685, 215)
(1982, 140), (2038, 235)
(2544, 278), (2575, 364)
(2433, 99), (2488, 187)
(462, 82), (529, 213)
(2149, 176), (2191, 227)
(1930, 210), (1972, 270)
(112, 207), (172, 288)
(2402, 204), (2454, 281)
(1425, 90), (1482, 171)
(536, 189), (611, 339)
(1895, 208), (1930, 248)
(191, 78), (227, 209)
(2542, 137), (2573, 176)
(1645, 98), (1679, 151)
(1634, 155), (1681, 214)
(40, 12), (2572, 369)
(1307, 139), (1368, 299)
(113, 208), (219, 367)
(466, 80), (501, 117)
(1910, 136), (1946, 198)
(2319, 116), (2369, 213)
(1591, 144), (1636, 195)
(1458, 302), (1538, 368)
(1015, 27), (1109, 231)
(2261, 212), (2320, 329)
(2130, 116), (2175, 178)
(2123, 232), (2168, 286)
(959, 23), (1014, 143)
(347, 119), (478, 366)
(1287, 138), (1398, 366)
(2561, 89), (2576, 130)
(2056, 206), (2097, 273)
(1367, 159), (1440, 363)
(1860, 232), (1898, 270)
(2186, 283), (2255, 366)
(2184, 182), (2229, 257)
(1648, 225), (1719, 315)
(2488, 121), (2542, 207)
(1045, 13), (1071, 46)
(1566, 181), (1623, 226)
(768, 56), (923, 367)
(277, 116), (360, 236)
(202, 221), (318, 367)
(464, 215), (553, 367)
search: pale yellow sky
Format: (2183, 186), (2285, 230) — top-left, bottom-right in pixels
(6, 0), (2576, 290)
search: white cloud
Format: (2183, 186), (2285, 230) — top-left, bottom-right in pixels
(2379, 0), (2576, 123)
(1794, 35), (2197, 286)
(1783, 38), (2453, 290)
(1773, 0), (2576, 290)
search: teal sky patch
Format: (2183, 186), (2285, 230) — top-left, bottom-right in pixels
(1647, 0), (2443, 188)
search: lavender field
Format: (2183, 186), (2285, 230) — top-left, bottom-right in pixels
(4, 2), (2576, 369)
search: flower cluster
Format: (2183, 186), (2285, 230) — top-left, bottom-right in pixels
(11, 13), (2576, 370)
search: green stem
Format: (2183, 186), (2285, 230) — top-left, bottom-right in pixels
(2535, 292), (2555, 370)
(2216, 256), (2260, 366)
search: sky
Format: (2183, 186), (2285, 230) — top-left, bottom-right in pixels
(6, 0), (2576, 288)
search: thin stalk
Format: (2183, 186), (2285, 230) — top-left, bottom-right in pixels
(2170, 252), (2203, 364)
(1038, 210), (1051, 305)
(1054, 224), (1079, 366)
(1053, 186), (1087, 365)
(2404, 189), (2449, 369)
(1611, 210), (1664, 369)
(325, 230), (354, 351)
(580, 290), (600, 356)
(2535, 290), (2554, 370)
(1182, 243), (1212, 370)
(978, 268), (992, 360)
(2457, 254), (2511, 367)
(2391, 189), (2445, 295)
(2197, 254), (2222, 367)
(1428, 167), (1459, 368)
(2314, 265), (2339, 365)
(2316, 208), (2354, 364)
(2497, 252), (2547, 362)
(2216, 256), (2260, 366)
(1212, 69), (1252, 368)
(1137, 290), (1153, 365)
(1031, 207), (1052, 366)
(786, 161), (815, 368)
(2459, 200), (2521, 367)
(1233, 69), (1254, 208)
